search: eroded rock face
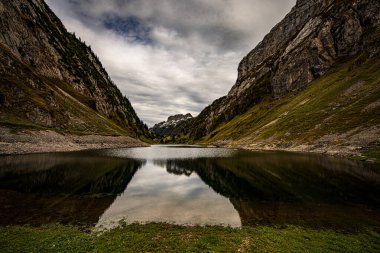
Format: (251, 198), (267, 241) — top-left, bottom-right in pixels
(0, 0), (148, 136)
(191, 0), (380, 139)
(151, 113), (193, 137)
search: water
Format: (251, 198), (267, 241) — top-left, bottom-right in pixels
(0, 145), (379, 230)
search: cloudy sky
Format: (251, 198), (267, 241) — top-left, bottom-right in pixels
(46, 0), (296, 126)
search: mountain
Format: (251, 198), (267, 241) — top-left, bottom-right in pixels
(0, 0), (150, 139)
(150, 113), (193, 138)
(188, 0), (380, 154)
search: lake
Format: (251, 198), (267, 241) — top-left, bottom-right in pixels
(0, 145), (379, 231)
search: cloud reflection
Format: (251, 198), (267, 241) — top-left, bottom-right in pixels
(97, 161), (241, 228)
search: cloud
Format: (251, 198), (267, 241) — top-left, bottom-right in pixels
(46, 0), (296, 126)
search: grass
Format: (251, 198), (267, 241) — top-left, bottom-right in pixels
(0, 114), (46, 131)
(0, 72), (135, 137)
(362, 148), (380, 164)
(198, 54), (380, 147)
(0, 223), (379, 253)
(0, 29), (150, 140)
(139, 135), (157, 144)
(350, 147), (380, 164)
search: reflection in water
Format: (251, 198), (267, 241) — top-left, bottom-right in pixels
(97, 162), (240, 229)
(0, 153), (144, 226)
(0, 146), (379, 231)
(159, 155), (380, 229)
(102, 145), (239, 160)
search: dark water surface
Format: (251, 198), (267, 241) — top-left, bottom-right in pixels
(0, 145), (379, 230)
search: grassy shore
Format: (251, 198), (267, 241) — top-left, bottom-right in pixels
(1, 223), (379, 253)
(350, 147), (380, 164)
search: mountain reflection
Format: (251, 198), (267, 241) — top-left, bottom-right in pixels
(1, 147), (379, 230)
(0, 153), (144, 226)
(157, 153), (380, 229)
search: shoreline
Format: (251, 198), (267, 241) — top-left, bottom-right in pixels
(209, 141), (360, 156)
(205, 124), (380, 161)
(238, 144), (358, 157)
(209, 141), (380, 163)
(0, 127), (148, 155)
(1, 126), (377, 163)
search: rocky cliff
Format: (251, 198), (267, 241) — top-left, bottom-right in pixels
(150, 113), (193, 137)
(190, 0), (380, 141)
(0, 0), (150, 138)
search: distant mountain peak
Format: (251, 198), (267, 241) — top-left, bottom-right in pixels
(167, 113), (193, 122)
(150, 113), (193, 137)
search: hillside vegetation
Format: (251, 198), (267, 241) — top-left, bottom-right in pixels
(198, 53), (380, 156)
(184, 0), (380, 155)
(0, 0), (150, 139)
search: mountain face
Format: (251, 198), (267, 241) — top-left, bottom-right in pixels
(190, 0), (380, 141)
(0, 0), (149, 138)
(150, 113), (193, 137)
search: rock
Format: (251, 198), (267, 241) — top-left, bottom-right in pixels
(151, 113), (193, 137)
(0, 0), (150, 138)
(190, 0), (380, 139)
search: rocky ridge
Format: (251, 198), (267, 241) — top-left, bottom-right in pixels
(190, 0), (380, 140)
(150, 113), (193, 137)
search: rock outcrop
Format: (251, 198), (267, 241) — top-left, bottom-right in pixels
(0, 0), (150, 138)
(190, 0), (380, 139)
(150, 113), (193, 137)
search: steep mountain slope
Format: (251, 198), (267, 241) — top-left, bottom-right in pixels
(0, 0), (149, 138)
(189, 0), (380, 141)
(150, 113), (193, 137)
(200, 55), (380, 155)
(188, 0), (380, 154)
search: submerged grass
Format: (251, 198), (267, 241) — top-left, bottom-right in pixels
(0, 223), (379, 253)
(362, 148), (380, 164)
(350, 147), (380, 164)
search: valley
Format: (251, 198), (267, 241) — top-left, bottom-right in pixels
(1, 0), (380, 252)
